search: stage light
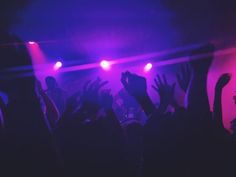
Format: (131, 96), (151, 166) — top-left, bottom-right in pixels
(144, 63), (153, 72)
(28, 41), (36, 45)
(100, 60), (111, 70)
(54, 61), (63, 70)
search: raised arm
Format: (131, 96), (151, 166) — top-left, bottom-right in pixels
(176, 64), (192, 93)
(152, 74), (176, 113)
(66, 78), (109, 124)
(100, 89), (122, 131)
(186, 44), (214, 119)
(121, 71), (156, 118)
(36, 80), (59, 129)
(213, 73), (231, 129)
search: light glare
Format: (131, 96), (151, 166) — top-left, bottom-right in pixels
(28, 41), (36, 45)
(54, 61), (63, 70)
(144, 63), (153, 72)
(100, 60), (111, 70)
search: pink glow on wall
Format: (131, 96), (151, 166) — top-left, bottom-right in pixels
(26, 42), (52, 88)
(208, 52), (236, 131)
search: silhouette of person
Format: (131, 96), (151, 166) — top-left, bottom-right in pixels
(45, 76), (66, 115)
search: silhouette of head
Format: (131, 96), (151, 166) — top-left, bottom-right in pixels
(45, 76), (58, 90)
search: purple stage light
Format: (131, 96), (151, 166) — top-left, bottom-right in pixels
(100, 60), (111, 70)
(54, 61), (63, 70)
(144, 63), (153, 72)
(28, 41), (36, 45)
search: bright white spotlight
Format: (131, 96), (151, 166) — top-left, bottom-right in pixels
(100, 60), (111, 70)
(28, 41), (36, 45)
(144, 63), (153, 72)
(54, 61), (63, 70)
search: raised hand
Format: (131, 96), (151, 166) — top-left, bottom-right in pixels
(215, 73), (231, 91)
(80, 78), (108, 116)
(121, 71), (155, 118)
(35, 80), (60, 128)
(121, 71), (147, 99)
(176, 64), (191, 92)
(152, 74), (176, 112)
(186, 44), (215, 117)
(213, 73), (231, 130)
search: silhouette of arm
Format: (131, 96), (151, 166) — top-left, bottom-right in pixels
(152, 74), (176, 113)
(176, 64), (192, 93)
(59, 78), (109, 125)
(42, 92), (59, 128)
(36, 81), (59, 129)
(121, 71), (156, 118)
(187, 73), (209, 113)
(136, 93), (156, 118)
(213, 73), (231, 129)
(100, 90), (123, 131)
(186, 44), (214, 118)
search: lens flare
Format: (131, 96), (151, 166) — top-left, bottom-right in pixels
(28, 41), (36, 45)
(100, 60), (111, 70)
(144, 63), (153, 72)
(54, 61), (63, 70)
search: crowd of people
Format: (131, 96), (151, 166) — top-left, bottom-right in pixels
(0, 35), (236, 177)
(1, 1), (236, 177)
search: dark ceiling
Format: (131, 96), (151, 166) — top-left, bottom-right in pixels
(2, 0), (236, 63)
